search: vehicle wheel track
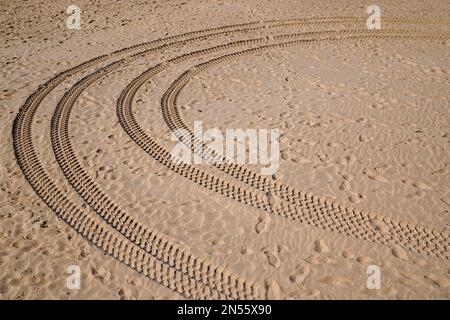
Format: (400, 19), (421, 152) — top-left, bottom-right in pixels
(12, 18), (450, 301)
(51, 20), (380, 299)
(119, 29), (449, 259)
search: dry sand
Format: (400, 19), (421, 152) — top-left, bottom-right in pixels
(0, 0), (449, 299)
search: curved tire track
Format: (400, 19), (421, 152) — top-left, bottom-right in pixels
(12, 17), (450, 301)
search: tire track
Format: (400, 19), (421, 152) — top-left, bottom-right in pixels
(49, 18), (384, 299)
(49, 19), (378, 299)
(14, 19), (309, 300)
(119, 29), (449, 259)
(159, 32), (450, 259)
(12, 18), (450, 301)
(24, 16), (385, 299)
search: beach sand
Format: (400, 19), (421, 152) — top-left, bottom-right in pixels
(1, 0), (449, 299)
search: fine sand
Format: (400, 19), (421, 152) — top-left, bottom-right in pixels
(1, 0), (449, 299)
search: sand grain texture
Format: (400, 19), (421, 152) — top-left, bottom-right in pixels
(1, 0), (449, 299)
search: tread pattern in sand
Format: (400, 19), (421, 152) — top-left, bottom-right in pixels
(12, 17), (450, 299)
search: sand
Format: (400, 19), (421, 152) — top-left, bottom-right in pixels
(0, 0), (449, 299)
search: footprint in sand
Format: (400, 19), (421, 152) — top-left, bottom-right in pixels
(356, 256), (375, 265)
(240, 245), (254, 255)
(265, 279), (282, 299)
(411, 257), (428, 267)
(391, 246), (408, 260)
(314, 240), (329, 253)
(341, 250), (355, 259)
(367, 172), (389, 183)
(424, 273), (450, 288)
(289, 264), (311, 286)
(344, 155), (357, 165)
(91, 266), (107, 284)
(291, 154), (311, 165)
(342, 173), (354, 182)
(358, 134), (368, 142)
(264, 250), (281, 268)
(349, 192), (363, 204)
(412, 181), (432, 190)
(118, 287), (132, 300)
(339, 181), (349, 191)
(210, 239), (225, 246)
(255, 214), (271, 234)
